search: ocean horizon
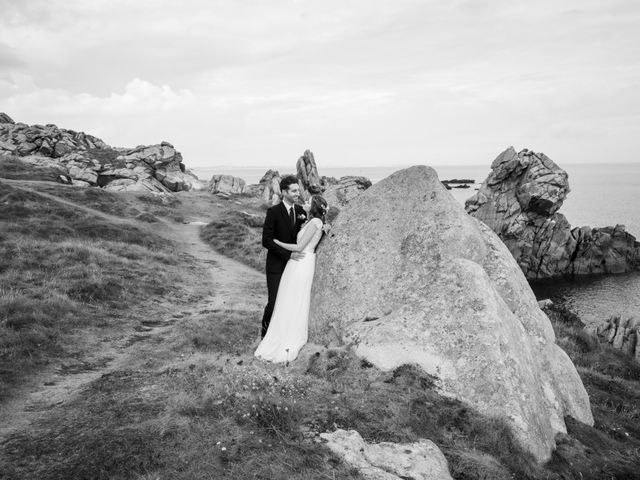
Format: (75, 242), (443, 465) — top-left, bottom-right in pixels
(193, 162), (640, 238)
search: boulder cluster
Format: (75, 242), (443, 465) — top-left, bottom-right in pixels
(0, 113), (204, 193)
(209, 149), (372, 210)
(310, 165), (593, 462)
(465, 147), (640, 279)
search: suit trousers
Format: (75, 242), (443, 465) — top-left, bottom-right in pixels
(261, 272), (282, 337)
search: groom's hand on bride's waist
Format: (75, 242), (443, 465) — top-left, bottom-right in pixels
(291, 252), (306, 261)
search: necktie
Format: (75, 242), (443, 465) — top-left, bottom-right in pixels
(289, 206), (295, 227)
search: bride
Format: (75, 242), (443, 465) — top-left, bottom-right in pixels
(254, 195), (328, 364)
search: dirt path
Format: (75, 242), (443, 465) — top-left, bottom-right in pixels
(0, 184), (265, 443)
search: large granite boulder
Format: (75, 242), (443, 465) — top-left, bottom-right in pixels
(309, 165), (593, 462)
(0, 115), (203, 193)
(296, 149), (322, 200)
(465, 147), (640, 279)
(323, 176), (372, 207)
(320, 429), (453, 480)
(208, 174), (246, 194)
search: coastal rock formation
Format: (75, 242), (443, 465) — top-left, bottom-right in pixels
(296, 149), (322, 200)
(323, 176), (372, 207)
(208, 174), (246, 194)
(320, 429), (453, 480)
(0, 113), (204, 193)
(465, 147), (640, 279)
(594, 317), (640, 363)
(244, 151), (372, 207)
(310, 165), (593, 462)
(244, 169), (283, 204)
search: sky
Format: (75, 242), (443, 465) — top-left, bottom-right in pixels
(1, 0), (639, 170)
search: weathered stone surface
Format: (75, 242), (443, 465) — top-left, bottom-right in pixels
(71, 179), (92, 188)
(67, 164), (99, 184)
(0, 112), (15, 124)
(117, 141), (181, 169)
(246, 169), (281, 204)
(310, 165), (593, 462)
(0, 139), (17, 154)
(595, 317), (640, 363)
(296, 149), (322, 200)
(320, 429), (452, 480)
(155, 169), (202, 192)
(103, 177), (168, 193)
(323, 176), (372, 207)
(321, 175), (339, 187)
(0, 115), (200, 193)
(465, 147), (640, 279)
(208, 174), (246, 194)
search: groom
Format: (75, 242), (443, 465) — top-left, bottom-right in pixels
(260, 175), (306, 338)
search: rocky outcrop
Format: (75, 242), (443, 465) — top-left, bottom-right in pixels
(323, 176), (372, 207)
(296, 149), (322, 200)
(594, 317), (640, 363)
(0, 114), (204, 193)
(111, 142), (204, 192)
(208, 174), (246, 194)
(246, 151), (372, 207)
(0, 118), (109, 158)
(0, 113), (15, 124)
(310, 165), (593, 462)
(320, 429), (453, 480)
(245, 169), (282, 204)
(465, 147), (640, 279)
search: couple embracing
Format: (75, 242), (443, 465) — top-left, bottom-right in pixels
(254, 175), (328, 364)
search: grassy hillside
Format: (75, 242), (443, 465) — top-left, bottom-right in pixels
(1, 176), (639, 479)
(0, 178), (189, 400)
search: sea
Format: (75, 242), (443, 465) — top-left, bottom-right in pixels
(192, 163), (640, 327)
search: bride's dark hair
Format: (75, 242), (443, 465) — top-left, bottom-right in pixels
(309, 195), (328, 221)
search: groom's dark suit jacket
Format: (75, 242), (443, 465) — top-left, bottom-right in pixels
(262, 202), (305, 274)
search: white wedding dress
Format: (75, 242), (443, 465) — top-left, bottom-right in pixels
(254, 218), (324, 363)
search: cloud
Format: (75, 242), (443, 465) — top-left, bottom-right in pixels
(3, 76), (194, 115)
(0, 42), (25, 69)
(1, 0), (640, 167)
(2, 77), (196, 148)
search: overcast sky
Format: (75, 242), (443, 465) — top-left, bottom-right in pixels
(1, 0), (639, 169)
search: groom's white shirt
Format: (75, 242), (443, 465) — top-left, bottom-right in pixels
(282, 198), (294, 215)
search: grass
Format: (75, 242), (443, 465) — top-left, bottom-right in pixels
(200, 199), (268, 271)
(0, 180), (185, 400)
(0, 155), (68, 183)
(0, 184), (171, 249)
(543, 301), (640, 479)
(160, 306), (549, 479)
